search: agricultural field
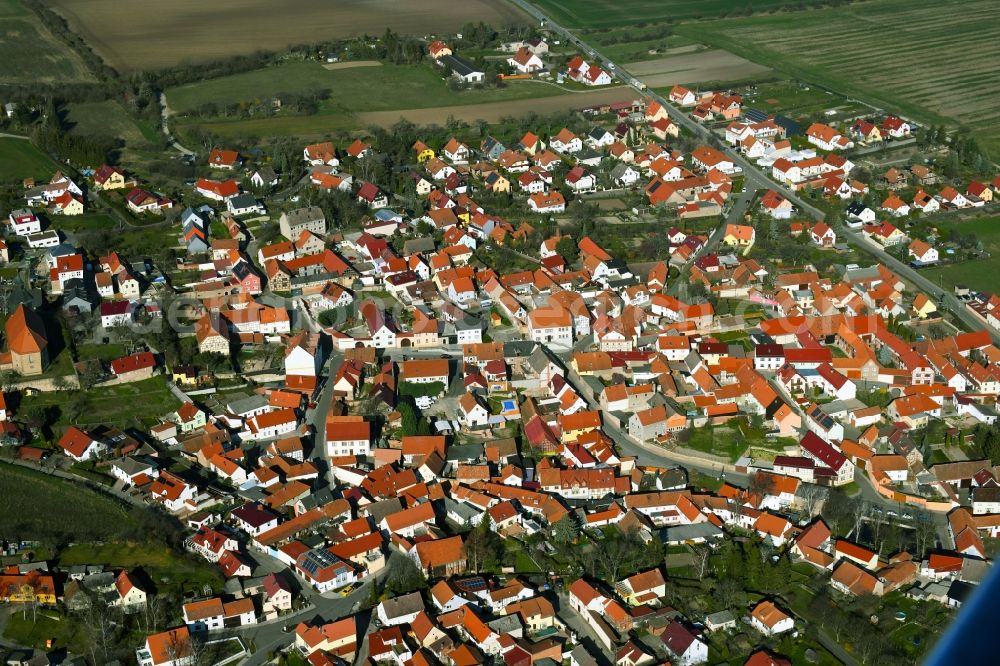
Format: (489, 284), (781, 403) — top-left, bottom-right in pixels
(527, 0), (793, 28)
(627, 47), (770, 88)
(0, 137), (58, 183)
(676, 0), (1000, 153)
(0, 0), (93, 83)
(45, 0), (529, 71)
(0, 463), (138, 544)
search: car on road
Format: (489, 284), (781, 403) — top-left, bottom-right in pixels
(308, 402), (317, 409)
(339, 584), (355, 597)
(282, 624), (295, 633)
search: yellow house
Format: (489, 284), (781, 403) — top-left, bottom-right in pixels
(852, 120), (882, 143)
(55, 193), (84, 216)
(93, 164), (127, 190)
(0, 573), (58, 604)
(912, 293), (937, 319)
(558, 410), (602, 442)
(722, 223), (755, 248)
(485, 171), (510, 193)
(413, 141), (435, 163)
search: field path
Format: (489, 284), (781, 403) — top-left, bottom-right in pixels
(159, 93), (196, 156)
(322, 60), (382, 71)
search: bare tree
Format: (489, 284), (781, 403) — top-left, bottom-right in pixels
(850, 499), (869, 539)
(798, 484), (826, 519)
(748, 472), (775, 506)
(912, 508), (938, 557)
(692, 546), (711, 578)
(86, 602), (120, 663)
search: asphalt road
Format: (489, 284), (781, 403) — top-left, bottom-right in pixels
(837, 223), (1000, 344)
(506, 0), (825, 222)
(234, 551), (404, 665)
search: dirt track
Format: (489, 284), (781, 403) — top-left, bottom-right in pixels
(357, 87), (641, 127)
(45, 0), (530, 71)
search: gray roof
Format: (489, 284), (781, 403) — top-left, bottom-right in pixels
(446, 444), (484, 462)
(228, 193), (258, 209)
(570, 645), (599, 666)
(488, 615), (521, 634)
(111, 457), (154, 476)
(705, 609), (735, 625)
(661, 522), (723, 543)
(253, 166), (277, 181)
(298, 488), (337, 512)
(281, 206), (325, 227)
(226, 394), (270, 416)
(403, 237), (436, 254)
(444, 497), (482, 522)
(379, 590), (425, 619)
(438, 54), (482, 78)
(365, 498), (404, 525)
(525, 345), (558, 374)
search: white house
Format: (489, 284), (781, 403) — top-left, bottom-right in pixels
(750, 601), (794, 636)
(459, 393), (490, 428)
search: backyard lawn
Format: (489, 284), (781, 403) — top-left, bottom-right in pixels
(684, 425), (746, 463)
(3, 610), (90, 654)
(922, 215), (1000, 293)
(19, 376), (181, 429)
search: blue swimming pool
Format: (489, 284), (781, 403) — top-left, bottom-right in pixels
(501, 399), (517, 411)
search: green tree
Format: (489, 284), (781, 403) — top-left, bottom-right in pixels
(384, 555), (427, 595)
(464, 514), (503, 573)
(550, 515), (579, 545)
(555, 236), (579, 264)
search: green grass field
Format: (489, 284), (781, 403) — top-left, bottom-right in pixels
(528, 0), (794, 28)
(50, 212), (118, 234)
(923, 215), (1000, 293)
(66, 100), (156, 146)
(676, 0), (1000, 153)
(0, 137), (58, 183)
(167, 61), (565, 114)
(169, 60), (576, 139)
(0, 0), (94, 83)
(579, 25), (696, 63)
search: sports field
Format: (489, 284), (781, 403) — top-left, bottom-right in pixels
(677, 0), (1000, 152)
(0, 0), (92, 83)
(45, 0), (528, 71)
(527, 0), (791, 28)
